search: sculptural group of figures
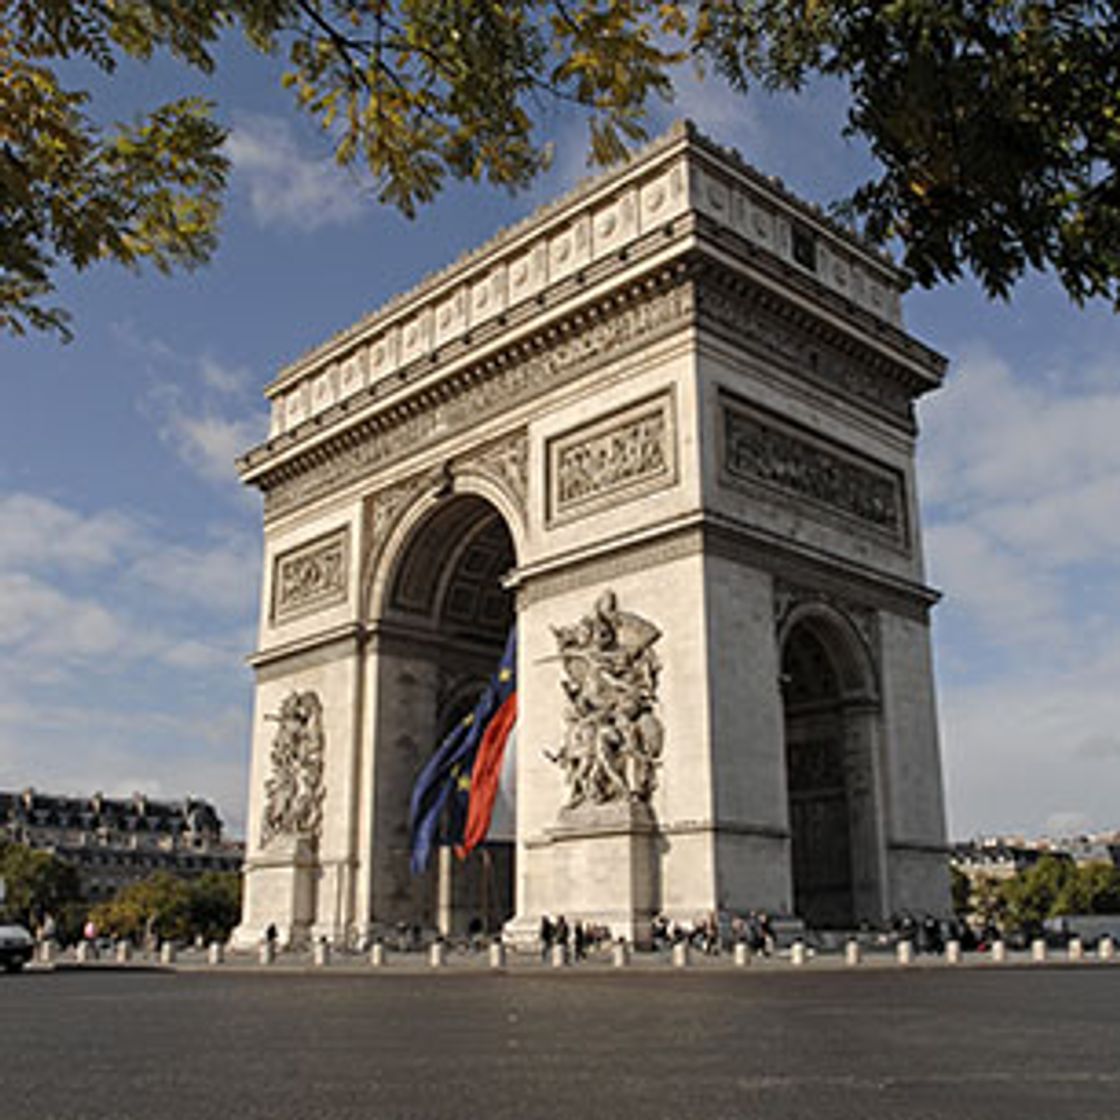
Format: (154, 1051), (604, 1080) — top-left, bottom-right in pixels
(551, 591), (664, 808)
(260, 690), (326, 847)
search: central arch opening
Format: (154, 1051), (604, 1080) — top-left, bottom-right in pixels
(384, 493), (517, 939)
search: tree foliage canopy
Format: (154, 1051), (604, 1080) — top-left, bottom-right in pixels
(89, 870), (242, 944)
(0, 838), (82, 927)
(3, 0), (1119, 338)
(996, 854), (1120, 932)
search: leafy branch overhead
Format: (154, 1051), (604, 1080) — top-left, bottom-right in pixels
(3, 1), (1119, 338)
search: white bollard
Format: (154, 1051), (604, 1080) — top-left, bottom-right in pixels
(991, 940), (1007, 963)
(75, 942), (91, 964)
(259, 940), (276, 965)
(672, 941), (691, 968)
(612, 940), (630, 968)
(370, 940), (386, 967)
(1099, 935), (1114, 961)
(896, 940), (914, 966)
(160, 941), (176, 965)
(945, 940), (961, 965)
(313, 939), (331, 967)
(1067, 937), (1083, 962)
(550, 943), (568, 968)
(790, 940), (807, 967)
(845, 939), (862, 967)
(489, 941), (507, 969)
(115, 940), (132, 964)
(733, 941), (751, 968)
(1031, 938), (1047, 963)
(429, 940), (446, 968)
(208, 942), (224, 966)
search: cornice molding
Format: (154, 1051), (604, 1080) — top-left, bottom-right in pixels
(254, 265), (695, 517)
(244, 248), (942, 522)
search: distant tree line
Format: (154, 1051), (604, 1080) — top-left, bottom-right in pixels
(952, 855), (1120, 936)
(0, 838), (241, 944)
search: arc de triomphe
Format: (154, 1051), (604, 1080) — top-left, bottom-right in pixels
(231, 122), (950, 949)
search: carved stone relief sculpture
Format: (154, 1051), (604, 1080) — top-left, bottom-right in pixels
(547, 591), (664, 808)
(721, 395), (907, 547)
(272, 529), (348, 622)
(260, 690), (326, 847)
(547, 393), (676, 523)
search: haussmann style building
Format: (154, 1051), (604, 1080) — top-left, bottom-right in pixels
(230, 122), (951, 950)
(0, 788), (242, 901)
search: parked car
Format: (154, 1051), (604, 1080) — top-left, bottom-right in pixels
(0, 924), (34, 972)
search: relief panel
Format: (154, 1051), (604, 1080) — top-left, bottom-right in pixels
(272, 527), (350, 623)
(719, 393), (908, 548)
(547, 391), (677, 524)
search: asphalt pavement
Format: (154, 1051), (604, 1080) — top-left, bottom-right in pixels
(1, 964), (1117, 1120)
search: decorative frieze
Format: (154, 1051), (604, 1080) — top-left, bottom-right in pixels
(547, 393), (676, 523)
(262, 280), (694, 517)
(272, 528), (349, 622)
(696, 279), (915, 424)
(466, 429), (529, 526)
(721, 396), (907, 546)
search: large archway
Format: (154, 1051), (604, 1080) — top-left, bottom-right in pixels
(779, 607), (883, 930)
(233, 129), (952, 952)
(373, 492), (517, 938)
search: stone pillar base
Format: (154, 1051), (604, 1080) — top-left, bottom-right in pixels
(516, 799), (659, 949)
(230, 835), (317, 950)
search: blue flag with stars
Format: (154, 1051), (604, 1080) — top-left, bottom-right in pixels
(408, 630), (512, 874)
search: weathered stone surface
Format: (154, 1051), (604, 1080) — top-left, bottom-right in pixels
(234, 123), (950, 952)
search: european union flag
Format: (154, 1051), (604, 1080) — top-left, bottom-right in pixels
(459, 630), (517, 858)
(408, 627), (515, 874)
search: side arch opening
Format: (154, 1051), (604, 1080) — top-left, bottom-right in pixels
(779, 605), (881, 930)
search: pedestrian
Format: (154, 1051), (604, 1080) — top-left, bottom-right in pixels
(759, 912), (774, 957)
(539, 914), (554, 961)
(573, 922), (585, 961)
(265, 922), (278, 948)
(555, 914), (570, 953)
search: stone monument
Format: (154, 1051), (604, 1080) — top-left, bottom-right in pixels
(231, 122), (950, 950)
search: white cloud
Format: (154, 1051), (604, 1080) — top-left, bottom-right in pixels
(0, 708), (250, 836)
(925, 521), (1067, 650)
(918, 336), (1120, 838)
(227, 114), (367, 231)
(920, 349), (1120, 527)
(127, 329), (269, 488)
(0, 494), (137, 571)
(199, 356), (252, 397)
(1076, 735), (1120, 762)
(938, 644), (1120, 837)
(0, 573), (129, 659)
(160, 411), (267, 485)
(131, 533), (259, 616)
(0, 488), (257, 836)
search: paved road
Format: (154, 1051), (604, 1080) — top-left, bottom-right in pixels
(1, 966), (1117, 1120)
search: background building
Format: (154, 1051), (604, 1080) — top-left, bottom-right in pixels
(0, 788), (242, 901)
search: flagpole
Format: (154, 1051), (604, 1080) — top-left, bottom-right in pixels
(481, 846), (491, 935)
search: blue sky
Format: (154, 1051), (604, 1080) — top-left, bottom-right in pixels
(2, 39), (1118, 841)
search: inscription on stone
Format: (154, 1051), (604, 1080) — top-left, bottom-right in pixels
(549, 394), (676, 522)
(273, 528), (348, 621)
(722, 398), (906, 543)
